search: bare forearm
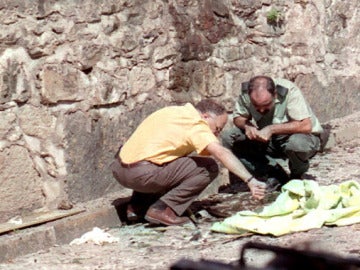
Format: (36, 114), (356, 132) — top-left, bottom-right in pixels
(206, 141), (267, 199)
(233, 116), (251, 129)
(215, 146), (266, 199)
(267, 118), (312, 135)
(215, 147), (252, 182)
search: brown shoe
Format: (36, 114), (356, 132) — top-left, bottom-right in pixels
(145, 205), (190, 226)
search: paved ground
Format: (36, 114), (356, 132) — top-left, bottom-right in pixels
(1, 112), (360, 270)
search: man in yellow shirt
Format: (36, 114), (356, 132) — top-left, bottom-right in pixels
(111, 99), (266, 226)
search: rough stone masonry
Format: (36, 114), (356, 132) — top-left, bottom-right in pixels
(0, 0), (359, 223)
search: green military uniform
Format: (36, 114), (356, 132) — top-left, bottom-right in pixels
(222, 78), (323, 183)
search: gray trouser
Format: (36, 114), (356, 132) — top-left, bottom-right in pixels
(221, 127), (321, 178)
(110, 156), (219, 216)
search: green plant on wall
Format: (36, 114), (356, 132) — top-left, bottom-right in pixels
(266, 7), (283, 27)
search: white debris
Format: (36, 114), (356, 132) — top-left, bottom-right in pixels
(7, 216), (23, 225)
(70, 227), (119, 246)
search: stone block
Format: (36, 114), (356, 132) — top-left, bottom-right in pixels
(90, 68), (129, 105)
(190, 63), (225, 97)
(334, 124), (360, 145)
(18, 105), (55, 138)
(0, 227), (56, 263)
(220, 46), (241, 62)
(64, 111), (122, 203)
(52, 207), (121, 245)
(0, 54), (31, 104)
(41, 65), (87, 104)
(153, 44), (178, 69)
(0, 146), (44, 223)
(0, 110), (16, 139)
(180, 34), (212, 62)
(0, 205), (121, 263)
(128, 66), (156, 95)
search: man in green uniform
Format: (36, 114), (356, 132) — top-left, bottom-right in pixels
(222, 76), (323, 186)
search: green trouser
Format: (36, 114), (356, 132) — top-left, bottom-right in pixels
(221, 127), (321, 181)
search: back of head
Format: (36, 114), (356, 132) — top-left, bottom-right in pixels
(248, 75), (276, 96)
(195, 99), (226, 116)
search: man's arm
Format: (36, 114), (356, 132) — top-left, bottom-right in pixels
(234, 115), (261, 141)
(233, 115), (249, 129)
(235, 115), (312, 142)
(258, 117), (312, 142)
(205, 141), (266, 200)
(267, 117), (312, 134)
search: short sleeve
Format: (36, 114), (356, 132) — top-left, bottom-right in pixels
(286, 87), (312, 121)
(187, 120), (218, 155)
(232, 94), (251, 119)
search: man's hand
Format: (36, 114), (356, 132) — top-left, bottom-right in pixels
(257, 126), (273, 142)
(206, 142), (267, 201)
(247, 178), (267, 200)
(245, 125), (271, 142)
(244, 125), (259, 140)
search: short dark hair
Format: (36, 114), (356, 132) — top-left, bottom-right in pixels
(248, 76), (276, 95)
(195, 98), (226, 116)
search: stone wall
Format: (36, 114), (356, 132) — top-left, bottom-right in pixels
(0, 0), (359, 222)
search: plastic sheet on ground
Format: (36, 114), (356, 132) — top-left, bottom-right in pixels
(70, 227), (119, 245)
(211, 180), (360, 236)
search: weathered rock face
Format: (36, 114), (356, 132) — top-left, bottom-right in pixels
(0, 0), (359, 222)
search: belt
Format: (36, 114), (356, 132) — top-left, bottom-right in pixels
(118, 157), (151, 168)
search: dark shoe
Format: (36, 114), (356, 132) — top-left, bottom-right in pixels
(289, 173), (304, 180)
(145, 204), (190, 226)
(126, 192), (161, 223)
(126, 204), (145, 222)
(266, 177), (282, 192)
(268, 164), (290, 185)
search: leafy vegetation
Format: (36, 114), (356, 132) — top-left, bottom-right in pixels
(267, 8), (283, 27)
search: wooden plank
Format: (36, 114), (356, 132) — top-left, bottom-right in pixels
(0, 208), (85, 235)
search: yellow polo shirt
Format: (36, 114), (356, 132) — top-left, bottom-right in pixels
(120, 103), (219, 165)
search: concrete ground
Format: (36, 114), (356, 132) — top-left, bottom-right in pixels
(0, 112), (360, 270)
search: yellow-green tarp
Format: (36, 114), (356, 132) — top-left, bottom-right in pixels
(211, 180), (360, 236)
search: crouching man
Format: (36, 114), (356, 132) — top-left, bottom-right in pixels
(111, 99), (266, 226)
(222, 76), (323, 186)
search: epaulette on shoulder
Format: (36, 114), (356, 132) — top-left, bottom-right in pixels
(241, 81), (249, 93)
(276, 85), (288, 97)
